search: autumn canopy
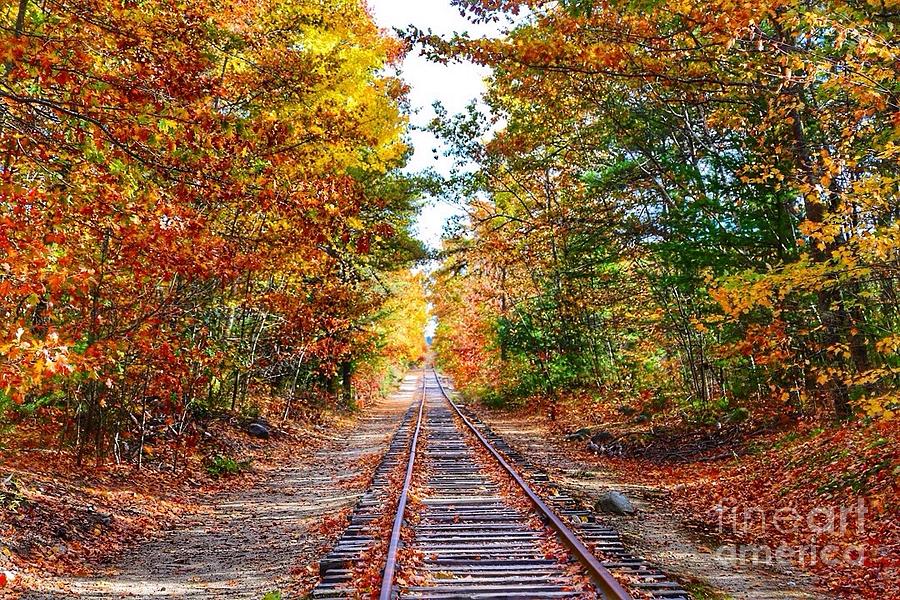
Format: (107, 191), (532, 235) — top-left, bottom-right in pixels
(0, 0), (427, 462)
(426, 0), (900, 422)
(0, 0), (899, 597)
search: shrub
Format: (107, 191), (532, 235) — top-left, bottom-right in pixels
(205, 454), (251, 477)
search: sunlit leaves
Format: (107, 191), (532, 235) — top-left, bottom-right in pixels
(0, 0), (424, 459)
(425, 0), (900, 419)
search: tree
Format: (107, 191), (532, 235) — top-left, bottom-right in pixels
(422, 0), (900, 419)
(1, 0), (427, 463)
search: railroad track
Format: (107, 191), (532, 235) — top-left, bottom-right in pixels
(313, 369), (690, 599)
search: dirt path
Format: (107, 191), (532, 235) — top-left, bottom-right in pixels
(25, 374), (420, 600)
(470, 409), (833, 600)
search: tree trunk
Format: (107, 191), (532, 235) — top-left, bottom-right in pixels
(341, 361), (352, 407)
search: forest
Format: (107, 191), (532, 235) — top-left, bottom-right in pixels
(1, 0), (898, 598)
(428, 0), (900, 423)
(0, 0), (428, 465)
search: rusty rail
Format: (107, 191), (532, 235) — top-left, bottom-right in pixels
(378, 372), (426, 600)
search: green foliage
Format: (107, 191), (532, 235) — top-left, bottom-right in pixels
(239, 403), (262, 422)
(0, 476), (27, 511)
(427, 0), (900, 424)
(726, 407), (750, 424)
(817, 459), (894, 496)
(0, 389), (11, 416)
(683, 581), (732, 600)
(206, 455), (252, 477)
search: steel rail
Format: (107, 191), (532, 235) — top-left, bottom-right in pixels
(432, 369), (633, 600)
(378, 371), (426, 600)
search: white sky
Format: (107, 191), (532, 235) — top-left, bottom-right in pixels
(367, 0), (505, 250)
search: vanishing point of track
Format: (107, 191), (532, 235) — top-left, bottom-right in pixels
(313, 369), (689, 599)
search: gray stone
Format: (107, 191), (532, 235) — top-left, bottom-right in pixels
(595, 491), (636, 515)
(247, 422), (270, 439)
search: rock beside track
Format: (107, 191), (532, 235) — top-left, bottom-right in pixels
(596, 491), (637, 515)
(246, 422), (271, 439)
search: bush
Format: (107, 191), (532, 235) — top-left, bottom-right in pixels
(205, 454), (251, 477)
